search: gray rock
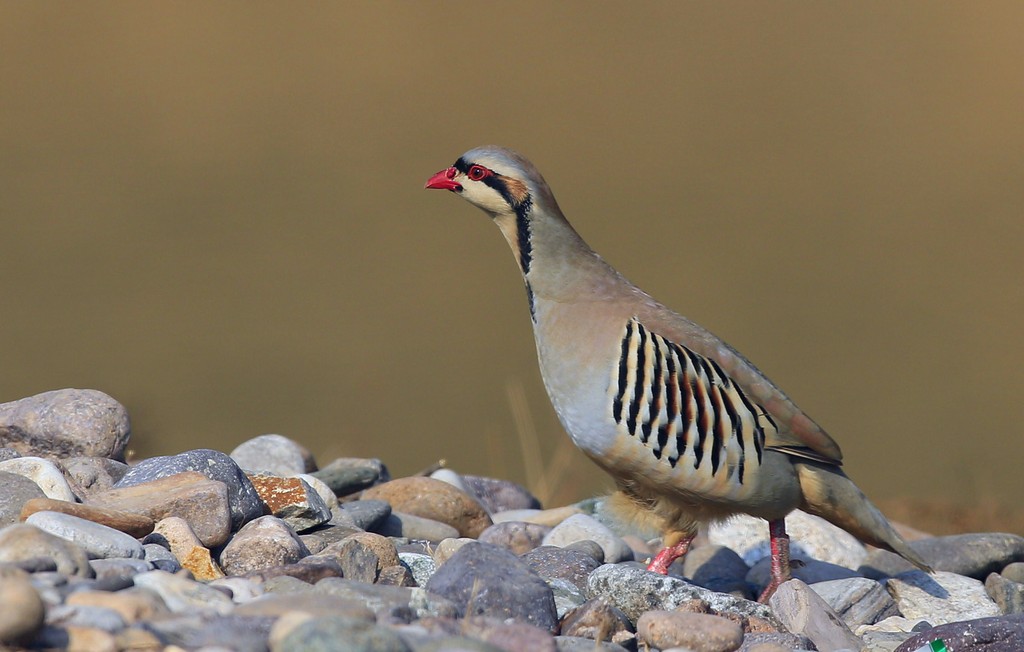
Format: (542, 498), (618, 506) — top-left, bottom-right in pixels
(862, 533), (1024, 580)
(341, 500), (392, 531)
(274, 614), (411, 652)
(426, 541), (557, 631)
(315, 577), (460, 621)
(811, 576), (899, 628)
(986, 572), (1024, 614)
(684, 544), (752, 597)
(219, 515), (310, 576)
(143, 542), (182, 573)
(587, 564), (781, 629)
(398, 552), (436, 587)
(637, 610), (744, 652)
(0, 448), (19, 462)
(0, 471), (46, 527)
(0, 523), (94, 577)
(311, 457), (390, 497)
(887, 570), (1001, 625)
(0, 570), (45, 645)
(709, 510), (868, 570)
(299, 522), (364, 553)
(89, 557), (152, 582)
(522, 545), (601, 594)
(894, 613), (1024, 652)
(133, 569), (234, 615)
(0, 389), (131, 461)
(550, 577), (588, 619)
(230, 433), (316, 475)
(769, 578), (863, 652)
(479, 520), (550, 555)
(58, 456), (128, 497)
(463, 474), (541, 513)
(141, 613), (275, 650)
(543, 514), (633, 563)
(0, 456), (77, 501)
(26, 511), (145, 559)
(45, 603), (127, 632)
(376, 512), (460, 542)
(114, 448), (264, 530)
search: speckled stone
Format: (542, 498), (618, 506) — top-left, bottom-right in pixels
(888, 570), (1001, 625)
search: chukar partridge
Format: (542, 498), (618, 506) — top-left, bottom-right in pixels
(425, 146), (930, 600)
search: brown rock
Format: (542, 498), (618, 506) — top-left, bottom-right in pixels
(377, 564), (416, 587)
(247, 473), (331, 531)
(560, 597), (635, 646)
(150, 516), (223, 579)
(637, 610), (744, 652)
(0, 569), (45, 646)
(478, 521), (551, 555)
(86, 471), (231, 547)
(113, 628), (163, 651)
(20, 497), (154, 538)
(362, 476), (492, 538)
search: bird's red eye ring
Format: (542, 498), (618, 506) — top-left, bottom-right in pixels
(467, 165), (490, 181)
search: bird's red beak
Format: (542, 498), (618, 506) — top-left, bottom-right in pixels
(424, 167), (462, 192)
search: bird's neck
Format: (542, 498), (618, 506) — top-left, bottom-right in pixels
(493, 204), (624, 312)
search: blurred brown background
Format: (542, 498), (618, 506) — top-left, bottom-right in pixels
(2, 3), (1022, 532)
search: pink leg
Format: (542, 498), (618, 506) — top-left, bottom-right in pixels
(757, 518), (792, 602)
(646, 533), (695, 574)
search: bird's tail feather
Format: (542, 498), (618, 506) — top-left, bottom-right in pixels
(794, 461), (932, 572)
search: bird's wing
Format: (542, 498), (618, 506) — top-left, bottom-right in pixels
(634, 303), (844, 465)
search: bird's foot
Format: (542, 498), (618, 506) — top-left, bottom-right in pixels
(645, 535), (694, 575)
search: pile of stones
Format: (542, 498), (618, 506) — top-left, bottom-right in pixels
(0, 388), (1022, 652)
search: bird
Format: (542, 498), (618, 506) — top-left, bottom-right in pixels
(425, 146), (930, 601)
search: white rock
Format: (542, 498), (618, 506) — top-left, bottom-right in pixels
(25, 511), (144, 559)
(709, 510), (867, 569)
(544, 513), (634, 563)
(0, 457), (76, 501)
(886, 570), (1001, 625)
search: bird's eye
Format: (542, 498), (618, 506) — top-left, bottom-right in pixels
(467, 165), (489, 181)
